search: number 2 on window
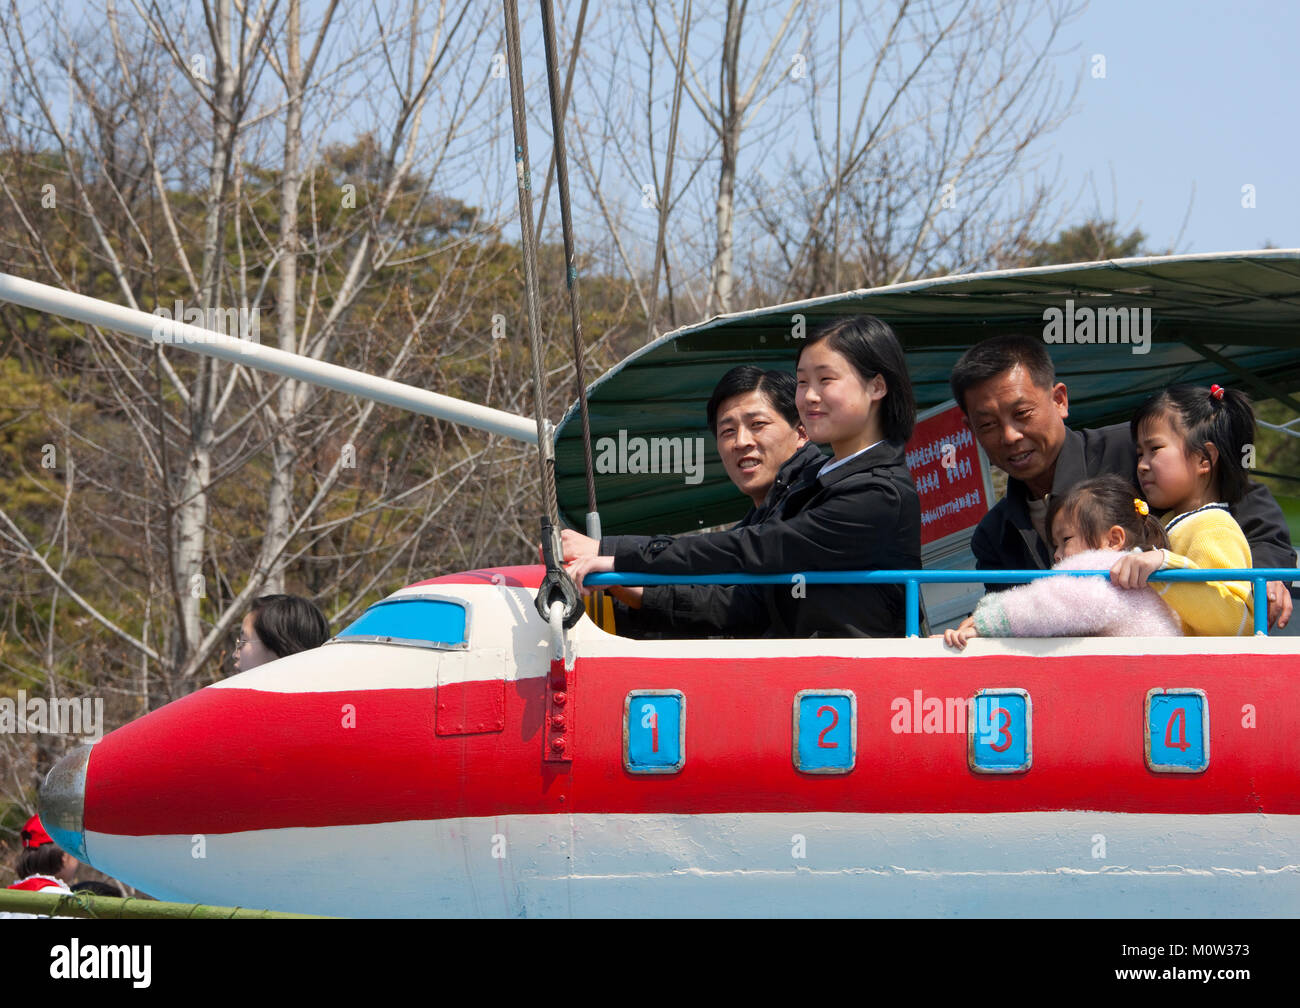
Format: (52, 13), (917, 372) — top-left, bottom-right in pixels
(816, 705), (839, 748)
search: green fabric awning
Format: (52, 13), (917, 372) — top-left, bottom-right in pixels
(556, 251), (1300, 535)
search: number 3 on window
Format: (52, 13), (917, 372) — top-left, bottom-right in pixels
(986, 707), (1012, 752)
(968, 689), (1031, 774)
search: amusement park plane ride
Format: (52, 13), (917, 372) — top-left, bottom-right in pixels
(5, 250), (1300, 918)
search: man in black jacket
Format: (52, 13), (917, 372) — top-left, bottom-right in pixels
(951, 335), (1295, 627)
(561, 366), (825, 637)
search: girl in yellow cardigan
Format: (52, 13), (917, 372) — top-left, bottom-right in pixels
(1110, 384), (1256, 635)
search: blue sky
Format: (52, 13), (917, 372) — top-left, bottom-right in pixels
(514, 0), (1300, 282)
(28, 0), (1299, 262)
(1043, 0), (1299, 252)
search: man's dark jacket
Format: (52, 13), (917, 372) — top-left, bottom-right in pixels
(613, 439), (922, 638)
(973, 424), (1297, 587)
(602, 442), (825, 638)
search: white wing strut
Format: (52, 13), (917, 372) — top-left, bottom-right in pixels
(0, 273), (539, 445)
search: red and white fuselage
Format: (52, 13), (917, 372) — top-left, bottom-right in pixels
(44, 566), (1300, 917)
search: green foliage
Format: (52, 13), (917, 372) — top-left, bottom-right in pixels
(0, 358), (75, 516)
(1253, 399), (1300, 522)
(1022, 219), (1147, 267)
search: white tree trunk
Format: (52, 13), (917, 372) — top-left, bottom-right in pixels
(263, 0), (305, 597)
(175, 0), (239, 670)
(711, 0), (741, 315)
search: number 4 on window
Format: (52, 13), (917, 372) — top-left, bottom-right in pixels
(1145, 689), (1208, 773)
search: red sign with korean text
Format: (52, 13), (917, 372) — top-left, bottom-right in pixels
(904, 403), (990, 546)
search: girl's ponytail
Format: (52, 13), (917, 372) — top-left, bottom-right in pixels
(1129, 496), (1171, 551)
(1208, 385), (1256, 503)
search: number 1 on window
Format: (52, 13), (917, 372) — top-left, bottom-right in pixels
(641, 703), (659, 753)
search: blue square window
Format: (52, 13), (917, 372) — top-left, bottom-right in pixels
(1146, 689), (1209, 773)
(968, 689), (1032, 774)
(793, 691), (856, 774)
(625, 691), (684, 774)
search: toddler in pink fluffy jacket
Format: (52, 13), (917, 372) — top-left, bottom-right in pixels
(943, 474), (1181, 648)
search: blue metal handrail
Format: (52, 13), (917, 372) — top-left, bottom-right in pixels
(585, 568), (1298, 637)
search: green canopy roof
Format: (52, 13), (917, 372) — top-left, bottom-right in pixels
(556, 250), (1300, 535)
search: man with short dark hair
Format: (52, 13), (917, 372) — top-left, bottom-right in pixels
(950, 334), (1295, 627)
(561, 365), (824, 636)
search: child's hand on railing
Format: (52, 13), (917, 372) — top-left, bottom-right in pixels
(1109, 549), (1165, 589)
(939, 616), (979, 650)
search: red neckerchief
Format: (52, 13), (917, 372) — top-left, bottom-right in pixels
(7, 874), (68, 892)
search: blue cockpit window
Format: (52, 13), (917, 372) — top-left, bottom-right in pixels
(333, 595), (468, 650)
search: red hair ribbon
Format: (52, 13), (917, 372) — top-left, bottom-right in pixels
(1209, 384), (1226, 400)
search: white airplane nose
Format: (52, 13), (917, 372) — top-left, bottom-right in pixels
(40, 744), (91, 862)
